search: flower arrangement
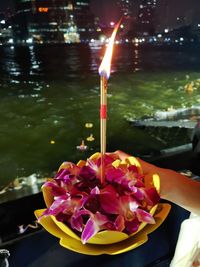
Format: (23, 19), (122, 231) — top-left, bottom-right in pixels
(35, 21), (166, 252)
(40, 152), (160, 244)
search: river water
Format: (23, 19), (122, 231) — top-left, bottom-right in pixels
(1, 43), (200, 185)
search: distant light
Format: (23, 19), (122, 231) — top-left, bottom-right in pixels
(125, 38), (129, 43)
(67, 3), (73, 10)
(198, 24), (200, 27)
(164, 29), (169, 33)
(177, 17), (180, 21)
(105, 38), (110, 44)
(8, 38), (13, 44)
(90, 39), (95, 43)
(115, 40), (120, 44)
(157, 34), (162, 38)
(164, 37), (171, 42)
(100, 35), (106, 43)
(50, 140), (55, 145)
(110, 21), (115, 27)
(26, 38), (33, 44)
(120, 24), (124, 29)
(0, 20), (5, 24)
(85, 123), (93, 128)
(180, 37), (184, 41)
(86, 134), (95, 142)
(38, 7), (48, 13)
(76, 140), (87, 151)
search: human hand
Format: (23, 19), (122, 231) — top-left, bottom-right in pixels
(106, 150), (131, 161)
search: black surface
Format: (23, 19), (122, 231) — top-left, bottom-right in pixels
(0, 202), (189, 267)
(0, 192), (45, 243)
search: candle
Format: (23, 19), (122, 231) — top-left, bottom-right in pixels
(98, 20), (121, 184)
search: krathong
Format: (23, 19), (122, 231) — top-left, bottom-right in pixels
(39, 153), (160, 244)
(35, 19), (171, 253)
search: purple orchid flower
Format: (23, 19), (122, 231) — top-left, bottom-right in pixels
(40, 153), (160, 244)
(73, 209), (109, 244)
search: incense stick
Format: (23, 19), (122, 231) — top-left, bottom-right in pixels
(100, 75), (107, 184)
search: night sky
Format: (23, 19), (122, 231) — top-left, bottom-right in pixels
(91, 0), (200, 30)
(0, 0), (13, 10)
(0, 0), (200, 30)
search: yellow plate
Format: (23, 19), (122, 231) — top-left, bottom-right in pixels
(35, 203), (171, 255)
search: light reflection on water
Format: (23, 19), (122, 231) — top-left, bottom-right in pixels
(1, 44), (200, 185)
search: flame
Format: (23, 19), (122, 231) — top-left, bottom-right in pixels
(99, 20), (121, 79)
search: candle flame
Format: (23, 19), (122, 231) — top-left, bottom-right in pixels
(99, 20), (121, 79)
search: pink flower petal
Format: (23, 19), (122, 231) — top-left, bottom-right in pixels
(87, 159), (99, 174)
(96, 154), (114, 167)
(128, 165), (139, 173)
(90, 186), (100, 195)
(136, 208), (155, 224)
(100, 184), (118, 196)
(84, 195), (100, 213)
(71, 214), (83, 232)
(39, 196), (68, 219)
(43, 182), (66, 196)
(81, 212), (108, 244)
(95, 212), (109, 225)
(129, 199), (139, 212)
(106, 167), (124, 183)
(74, 209), (91, 219)
(145, 188), (160, 206)
(100, 192), (119, 214)
(125, 219), (140, 234)
(81, 217), (99, 244)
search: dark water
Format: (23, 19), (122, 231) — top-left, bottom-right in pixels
(1, 43), (200, 186)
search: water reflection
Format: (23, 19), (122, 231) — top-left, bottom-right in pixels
(29, 45), (42, 76)
(133, 48), (141, 72)
(2, 44), (200, 81)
